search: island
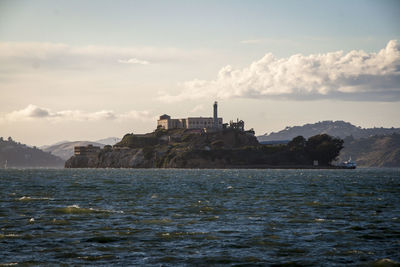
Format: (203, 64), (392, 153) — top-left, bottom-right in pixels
(64, 128), (344, 169)
(65, 102), (344, 169)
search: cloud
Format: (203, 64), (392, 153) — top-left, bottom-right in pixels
(0, 42), (206, 72)
(118, 58), (150, 65)
(11, 105), (52, 118)
(161, 40), (400, 102)
(1, 105), (153, 122)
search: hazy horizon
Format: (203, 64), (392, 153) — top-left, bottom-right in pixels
(1, 0), (399, 146)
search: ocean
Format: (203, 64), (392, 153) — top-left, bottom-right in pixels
(0, 168), (399, 266)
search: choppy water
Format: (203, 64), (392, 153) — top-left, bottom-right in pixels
(0, 168), (399, 266)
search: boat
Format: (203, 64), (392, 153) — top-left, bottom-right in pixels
(339, 157), (356, 169)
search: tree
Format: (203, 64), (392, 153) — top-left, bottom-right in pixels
(286, 136), (308, 164)
(306, 134), (344, 165)
(288, 136), (306, 152)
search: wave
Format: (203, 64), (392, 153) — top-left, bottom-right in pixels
(53, 204), (124, 215)
(0, 234), (21, 238)
(17, 196), (54, 201)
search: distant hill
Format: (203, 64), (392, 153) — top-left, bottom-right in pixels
(0, 137), (64, 168)
(95, 137), (121, 146)
(40, 140), (70, 150)
(338, 134), (400, 167)
(257, 121), (400, 142)
(41, 137), (120, 160)
(42, 141), (105, 160)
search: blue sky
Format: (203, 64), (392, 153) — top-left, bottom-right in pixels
(0, 0), (399, 145)
(1, 1), (398, 45)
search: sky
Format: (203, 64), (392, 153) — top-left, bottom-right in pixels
(0, 0), (399, 146)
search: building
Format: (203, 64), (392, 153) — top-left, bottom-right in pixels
(157, 116), (223, 130)
(157, 102), (223, 130)
(213, 101), (218, 129)
(74, 144), (101, 156)
(229, 119), (245, 131)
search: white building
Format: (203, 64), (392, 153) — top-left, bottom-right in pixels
(157, 102), (223, 130)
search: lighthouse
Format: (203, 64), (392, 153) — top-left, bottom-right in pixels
(213, 101), (218, 129)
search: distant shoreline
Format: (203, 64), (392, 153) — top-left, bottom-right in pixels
(62, 165), (354, 170)
(4, 166), (394, 170)
(212, 165), (355, 169)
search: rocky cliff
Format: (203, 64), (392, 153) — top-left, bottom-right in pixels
(65, 129), (260, 168)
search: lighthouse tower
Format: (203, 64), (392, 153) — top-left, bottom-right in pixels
(213, 101), (218, 129)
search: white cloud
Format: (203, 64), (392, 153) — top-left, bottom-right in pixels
(1, 105), (153, 122)
(0, 42), (206, 72)
(9, 104), (52, 118)
(161, 40), (400, 102)
(118, 58), (149, 65)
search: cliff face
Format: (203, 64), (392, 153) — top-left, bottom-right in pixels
(64, 147), (290, 169)
(65, 129), (261, 168)
(65, 148), (147, 168)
